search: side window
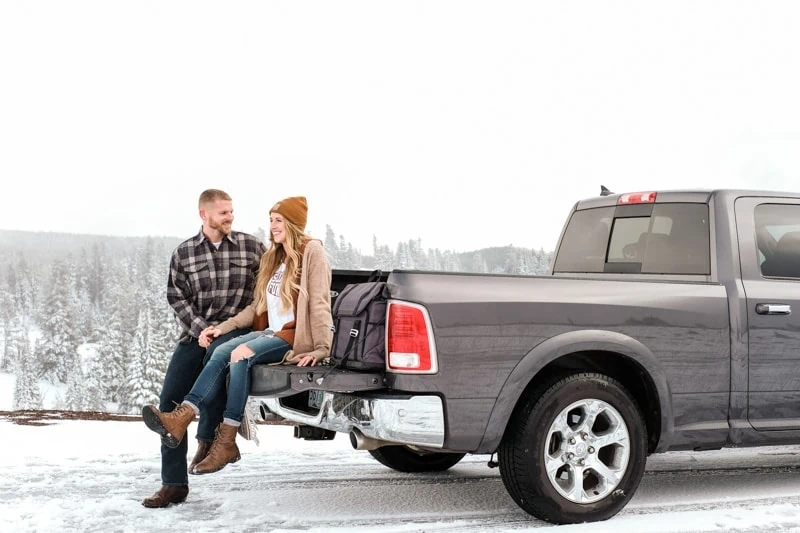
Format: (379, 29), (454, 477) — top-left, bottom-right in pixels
(755, 204), (800, 279)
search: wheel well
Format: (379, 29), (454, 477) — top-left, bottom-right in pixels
(521, 351), (661, 453)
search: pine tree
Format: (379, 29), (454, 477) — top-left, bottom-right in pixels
(1, 254), (36, 339)
(88, 243), (107, 308)
(469, 252), (487, 273)
(83, 355), (106, 412)
(409, 239), (427, 270)
(324, 225), (339, 266)
(0, 279), (13, 372)
(536, 248), (553, 274)
(372, 236), (394, 271)
(428, 249), (443, 271)
(97, 273), (131, 405)
(396, 242), (412, 269)
(12, 324), (41, 410)
(38, 260), (79, 383)
(15, 255), (36, 317)
(254, 227), (268, 247)
(442, 251), (462, 272)
(147, 245), (177, 391)
(5, 263), (18, 310)
(137, 237), (156, 284)
(70, 251), (95, 341)
(424, 249), (438, 271)
(64, 365), (88, 411)
(337, 235), (351, 269)
(124, 307), (163, 413)
(115, 255), (140, 342)
(345, 243), (362, 270)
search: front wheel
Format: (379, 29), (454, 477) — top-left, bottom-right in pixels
(369, 446), (466, 473)
(499, 372), (647, 524)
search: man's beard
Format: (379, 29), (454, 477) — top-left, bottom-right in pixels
(209, 217), (232, 236)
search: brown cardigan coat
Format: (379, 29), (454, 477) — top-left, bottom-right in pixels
(215, 239), (333, 364)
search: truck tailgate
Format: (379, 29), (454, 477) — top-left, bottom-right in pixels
(250, 364), (387, 398)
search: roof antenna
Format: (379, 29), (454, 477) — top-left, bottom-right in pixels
(600, 185), (614, 197)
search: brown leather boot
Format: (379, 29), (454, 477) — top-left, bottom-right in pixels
(189, 439), (212, 472)
(192, 423), (241, 475)
(142, 403), (196, 448)
(142, 484), (189, 508)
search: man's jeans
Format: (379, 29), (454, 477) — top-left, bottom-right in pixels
(184, 331), (290, 424)
(159, 328), (249, 486)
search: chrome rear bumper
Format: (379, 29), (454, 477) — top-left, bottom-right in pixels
(263, 392), (445, 448)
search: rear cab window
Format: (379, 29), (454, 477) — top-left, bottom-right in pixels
(554, 202), (711, 275)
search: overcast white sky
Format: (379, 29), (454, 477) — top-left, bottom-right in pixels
(2, 1), (800, 253)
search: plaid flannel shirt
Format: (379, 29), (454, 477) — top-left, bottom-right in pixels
(167, 228), (267, 343)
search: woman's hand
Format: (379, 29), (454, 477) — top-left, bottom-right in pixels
(231, 344), (255, 363)
(295, 354), (317, 367)
(198, 327), (213, 348)
(199, 326), (222, 348)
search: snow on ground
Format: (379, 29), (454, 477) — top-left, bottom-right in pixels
(5, 418), (800, 532)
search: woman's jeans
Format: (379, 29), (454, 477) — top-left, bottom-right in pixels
(184, 331), (290, 424)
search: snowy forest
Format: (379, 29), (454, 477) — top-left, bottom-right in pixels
(1, 227), (552, 413)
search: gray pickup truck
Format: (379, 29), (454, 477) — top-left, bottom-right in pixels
(251, 188), (800, 524)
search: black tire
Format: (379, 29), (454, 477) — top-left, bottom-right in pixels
(498, 372), (647, 524)
(369, 446), (466, 473)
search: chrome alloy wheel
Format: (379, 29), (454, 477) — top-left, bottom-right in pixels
(543, 398), (630, 504)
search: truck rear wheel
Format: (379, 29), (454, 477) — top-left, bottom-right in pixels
(498, 372), (647, 524)
(369, 446), (466, 473)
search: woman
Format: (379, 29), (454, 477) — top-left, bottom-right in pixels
(142, 196), (333, 474)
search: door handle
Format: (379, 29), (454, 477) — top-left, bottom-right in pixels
(755, 304), (792, 315)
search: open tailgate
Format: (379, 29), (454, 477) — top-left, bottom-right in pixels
(250, 364), (386, 398)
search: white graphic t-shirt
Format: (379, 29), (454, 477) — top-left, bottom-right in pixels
(266, 263), (295, 331)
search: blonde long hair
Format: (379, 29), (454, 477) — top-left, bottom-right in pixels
(253, 218), (309, 314)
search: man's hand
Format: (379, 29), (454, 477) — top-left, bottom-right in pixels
(231, 344), (255, 363)
(199, 326), (222, 348)
(296, 354), (317, 367)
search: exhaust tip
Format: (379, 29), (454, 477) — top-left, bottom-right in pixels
(259, 401), (284, 423)
(349, 429), (391, 451)
(259, 401), (271, 421)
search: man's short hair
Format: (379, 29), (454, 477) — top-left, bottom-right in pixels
(198, 189), (232, 209)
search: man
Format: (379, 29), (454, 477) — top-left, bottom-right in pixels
(142, 189), (266, 508)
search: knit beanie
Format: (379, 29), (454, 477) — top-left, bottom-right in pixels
(270, 196), (308, 231)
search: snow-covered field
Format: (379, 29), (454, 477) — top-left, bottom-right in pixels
(5, 416), (800, 533)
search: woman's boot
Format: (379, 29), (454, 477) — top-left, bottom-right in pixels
(142, 403), (196, 448)
(189, 439), (212, 472)
(191, 423), (241, 475)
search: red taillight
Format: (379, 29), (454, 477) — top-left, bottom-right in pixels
(618, 191), (657, 205)
(387, 301), (437, 373)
